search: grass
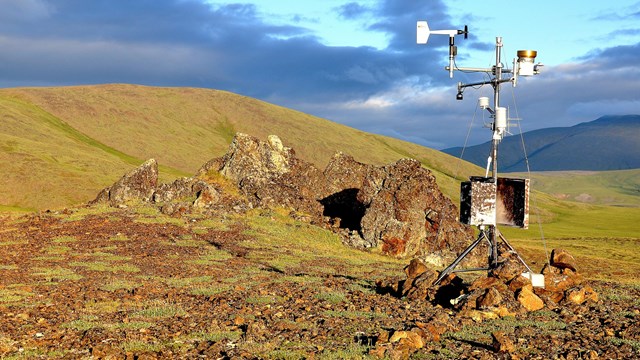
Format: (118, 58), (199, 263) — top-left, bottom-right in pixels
(31, 267), (83, 282)
(43, 245), (72, 255)
(179, 330), (242, 343)
(100, 279), (141, 292)
(132, 301), (187, 318)
(445, 316), (567, 345)
(511, 169), (640, 207)
(109, 233), (130, 241)
(63, 316), (155, 332)
(83, 299), (125, 314)
(0, 288), (33, 303)
(246, 295), (285, 305)
(240, 208), (405, 276)
(190, 284), (234, 296)
(609, 338), (640, 352)
(69, 261), (140, 273)
(315, 290), (348, 304)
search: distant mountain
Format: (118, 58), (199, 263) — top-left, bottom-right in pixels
(442, 115), (640, 172)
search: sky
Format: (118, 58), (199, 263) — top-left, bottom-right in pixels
(1, 0), (639, 149)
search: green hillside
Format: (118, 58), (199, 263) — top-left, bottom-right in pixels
(0, 84), (479, 211)
(510, 169), (640, 207)
(1, 84), (639, 280)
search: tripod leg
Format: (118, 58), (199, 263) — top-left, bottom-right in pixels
(433, 230), (488, 286)
(496, 231), (533, 273)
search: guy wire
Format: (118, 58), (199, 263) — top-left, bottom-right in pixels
(509, 88), (551, 269)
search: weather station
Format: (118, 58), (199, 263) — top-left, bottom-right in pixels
(416, 21), (545, 287)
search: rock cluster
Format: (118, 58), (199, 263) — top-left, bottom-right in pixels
(92, 133), (476, 262)
(400, 248), (597, 313)
(371, 248), (599, 358)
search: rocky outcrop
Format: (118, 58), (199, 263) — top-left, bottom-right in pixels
(92, 133), (476, 261)
(92, 160), (242, 214)
(92, 159), (158, 206)
(208, 133), (328, 218)
(357, 158), (474, 261)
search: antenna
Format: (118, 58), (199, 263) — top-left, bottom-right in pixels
(417, 21), (545, 287)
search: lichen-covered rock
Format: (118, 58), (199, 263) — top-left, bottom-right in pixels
(213, 133), (327, 219)
(323, 152), (372, 193)
(153, 177), (221, 213)
(92, 159), (158, 206)
(357, 158), (475, 261)
(219, 133), (295, 185)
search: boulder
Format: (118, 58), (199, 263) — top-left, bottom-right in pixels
(208, 133), (474, 262)
(517, 285), (545, 312)
(550, 248), (577, 271)
(403, 268), (439, 300)
(219, 133), (295, 183)
(323, 152), (372, 193)
(404, 258), (429, 281)
(154, 177), (217, 204)
(92, 159), (158, 206)
(357, 158), (475, 260)
(489, 254), (526, 281)
(92, 133), (476, 265)
(476, 287), (503, 309)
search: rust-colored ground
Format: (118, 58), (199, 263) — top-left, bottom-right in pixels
(1, 207), (638, 359)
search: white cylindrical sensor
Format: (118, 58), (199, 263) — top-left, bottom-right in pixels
(495, 107), (507, 131)
(517, 50), (537, 76)
(478, 97), (490, 109)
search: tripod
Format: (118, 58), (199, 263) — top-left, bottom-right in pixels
(433, 224), (533, 285)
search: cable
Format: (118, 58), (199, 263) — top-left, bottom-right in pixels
(509, 88), (551, 270)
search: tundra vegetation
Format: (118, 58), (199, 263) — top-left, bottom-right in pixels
(0, 85), (638, 358)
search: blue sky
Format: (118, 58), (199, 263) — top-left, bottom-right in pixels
(1, 0), (639, 149)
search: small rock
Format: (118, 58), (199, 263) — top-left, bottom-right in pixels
(550, 248), (577, 271)
(469, 276), (500, 291)
(492, 331), (515, 353)
(476, 287), (503, 309)
(490, 255), (525, 281)
(404, 258), (428, 280)
(565, 287), (587, 305)
(389, 330), (408, 343)
(517, 285), (545, 312)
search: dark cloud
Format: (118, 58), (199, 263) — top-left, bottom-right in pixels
(0, 0), (638, 149)
(336, 2), (370, 19)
